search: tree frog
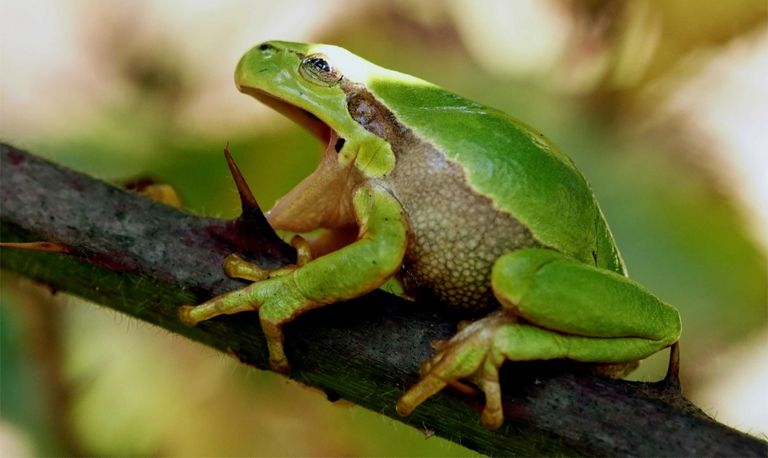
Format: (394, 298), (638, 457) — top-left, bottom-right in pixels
(179, 41), (681, 429)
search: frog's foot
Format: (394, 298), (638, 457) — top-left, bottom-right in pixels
(179, 309), (291, 373)
(178, 276), (310, 373)
(397, 312), (513, 429)
(224, 235), (312, 282)
(179, 235), (312, 374)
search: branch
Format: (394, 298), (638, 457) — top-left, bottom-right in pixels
(1, 143), (765, 457)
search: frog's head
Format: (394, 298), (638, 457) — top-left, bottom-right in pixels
(235, 41), (394, 232)
(235, 40), (376, 147)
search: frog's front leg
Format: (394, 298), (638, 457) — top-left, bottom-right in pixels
(397, 248), (682, 429)
(179, 184), (408, 372)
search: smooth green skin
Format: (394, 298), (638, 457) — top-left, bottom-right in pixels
(181, 41), (682, 428)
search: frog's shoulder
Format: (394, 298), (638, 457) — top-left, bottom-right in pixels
(368, 77), (624, 273)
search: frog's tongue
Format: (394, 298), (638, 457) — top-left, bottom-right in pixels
(267, 132), (360, 232)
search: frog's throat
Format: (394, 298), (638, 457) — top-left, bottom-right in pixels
(241, 87), (332, 145)
(267, 131), (362, 233)
(240, 88), (362, 232)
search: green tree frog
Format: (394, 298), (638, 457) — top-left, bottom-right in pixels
(179, 41), (681, 429)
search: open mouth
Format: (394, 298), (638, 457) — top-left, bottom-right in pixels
(237, 85), (357, 237)
(240, 87), (332, 145)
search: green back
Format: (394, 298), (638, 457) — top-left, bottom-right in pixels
(367, 78), (624, 273)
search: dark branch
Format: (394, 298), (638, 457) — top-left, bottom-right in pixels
(1, 143), (765, 457)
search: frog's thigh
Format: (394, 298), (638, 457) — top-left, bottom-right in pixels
(491, 248), (681, 362)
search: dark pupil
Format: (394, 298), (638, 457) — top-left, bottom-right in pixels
(310, 58), (331, 73)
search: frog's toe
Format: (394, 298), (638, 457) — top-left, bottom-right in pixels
(223, 253), (269, 281)
(396, 373), (448, 416)
(480, 389), (503, 429)
(178, 305), (198, 326)
(417, 348), (446, 376)
(224, 236), (311, 282)
(430, 338), (450, 352)
(416, 355), (479, 397)
(477, 359), (504, 429)
(224, 253), (299, 282)
(269, 356), (291, 374)
(260, 318), (293, 374)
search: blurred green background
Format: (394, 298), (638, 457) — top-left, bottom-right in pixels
(1, 0), (766, 456)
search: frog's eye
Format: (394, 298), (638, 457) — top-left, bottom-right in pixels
(299, 54), (342, 87)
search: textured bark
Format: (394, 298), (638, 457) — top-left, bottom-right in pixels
(1, 143), (765, 457)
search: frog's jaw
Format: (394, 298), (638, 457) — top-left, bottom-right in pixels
(267, 131), (362, 232)
(242, 87), (332, 145)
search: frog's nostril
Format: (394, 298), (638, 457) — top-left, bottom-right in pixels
(258, 43), (276, 52)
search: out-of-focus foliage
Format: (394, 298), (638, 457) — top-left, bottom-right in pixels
(1, 0), (766, 455)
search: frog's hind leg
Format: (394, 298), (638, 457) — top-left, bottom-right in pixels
(397, 313), (677, 429)
(398, 248), (682, 429)
(491, 248), (682, 357)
